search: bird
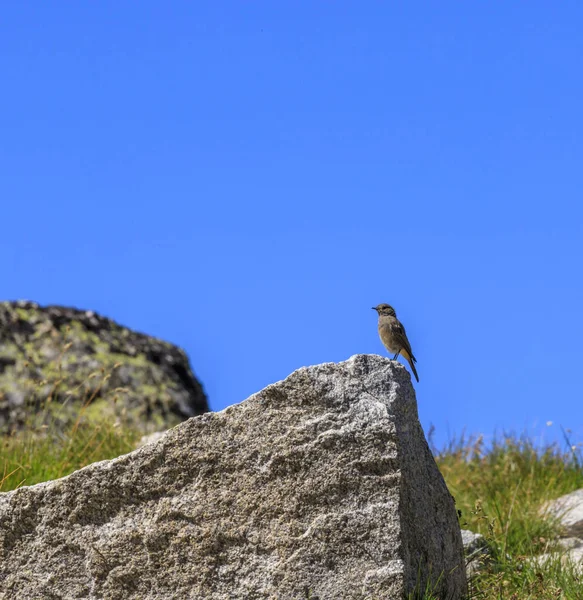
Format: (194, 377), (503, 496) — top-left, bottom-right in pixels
(372, 303), (419, 382)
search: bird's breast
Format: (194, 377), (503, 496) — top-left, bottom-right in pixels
(378, 323), (399, 353)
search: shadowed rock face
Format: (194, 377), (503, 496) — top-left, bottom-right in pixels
(0, 300), (208, 433)
(0, 354), (467, 600)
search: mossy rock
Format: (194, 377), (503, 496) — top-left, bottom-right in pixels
(0, 301), (208, 434)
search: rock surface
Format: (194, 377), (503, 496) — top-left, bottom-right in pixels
(460, 529), (486, 556)
(534, 488), (583, 573)
(533, 545), (583, 574)
(0, 354), (467, 600)
(543, 488), (583, 538)
(460, 529), (489, 578)
(0, 300), (208, 433)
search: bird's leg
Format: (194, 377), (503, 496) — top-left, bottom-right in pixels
(392, 351), (400, 360)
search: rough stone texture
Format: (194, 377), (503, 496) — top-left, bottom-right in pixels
(0, 300), (208, 433)
(137, 431), (167, 447)
(0, 354), (467, 600)
(543, 488), (583, 538)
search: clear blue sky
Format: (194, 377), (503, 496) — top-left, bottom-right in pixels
(2, 2), (582, 449)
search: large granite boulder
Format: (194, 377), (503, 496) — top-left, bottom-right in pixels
(0, 300), (208, 433)
(0, 354), (467, 599)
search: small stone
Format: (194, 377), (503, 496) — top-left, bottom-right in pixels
(461, 529), (487, 556)
(461, 529), (489, 578)
(543, 489), (583, 538)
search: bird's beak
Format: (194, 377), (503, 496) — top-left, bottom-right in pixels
(371, 307), (377, 311)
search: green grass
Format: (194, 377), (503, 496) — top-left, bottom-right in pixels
(1, 416), (140, 492)
(433, 428), (583, 600)
(0, 358), (142, 492)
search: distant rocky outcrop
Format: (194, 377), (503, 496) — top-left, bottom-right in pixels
(0, 355), (467, 600)
(0, 300), (208, 434)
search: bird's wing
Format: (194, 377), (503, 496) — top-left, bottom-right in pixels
(392, 321), (417, 363)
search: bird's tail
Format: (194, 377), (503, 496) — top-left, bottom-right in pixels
(400, 349), (419, 383)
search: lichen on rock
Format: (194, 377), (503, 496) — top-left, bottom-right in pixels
(0, 300), (208, 434)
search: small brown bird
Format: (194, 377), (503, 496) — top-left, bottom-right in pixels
(372, 303), (419, 382)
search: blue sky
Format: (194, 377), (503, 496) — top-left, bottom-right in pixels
(1, 2), (582, 448)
